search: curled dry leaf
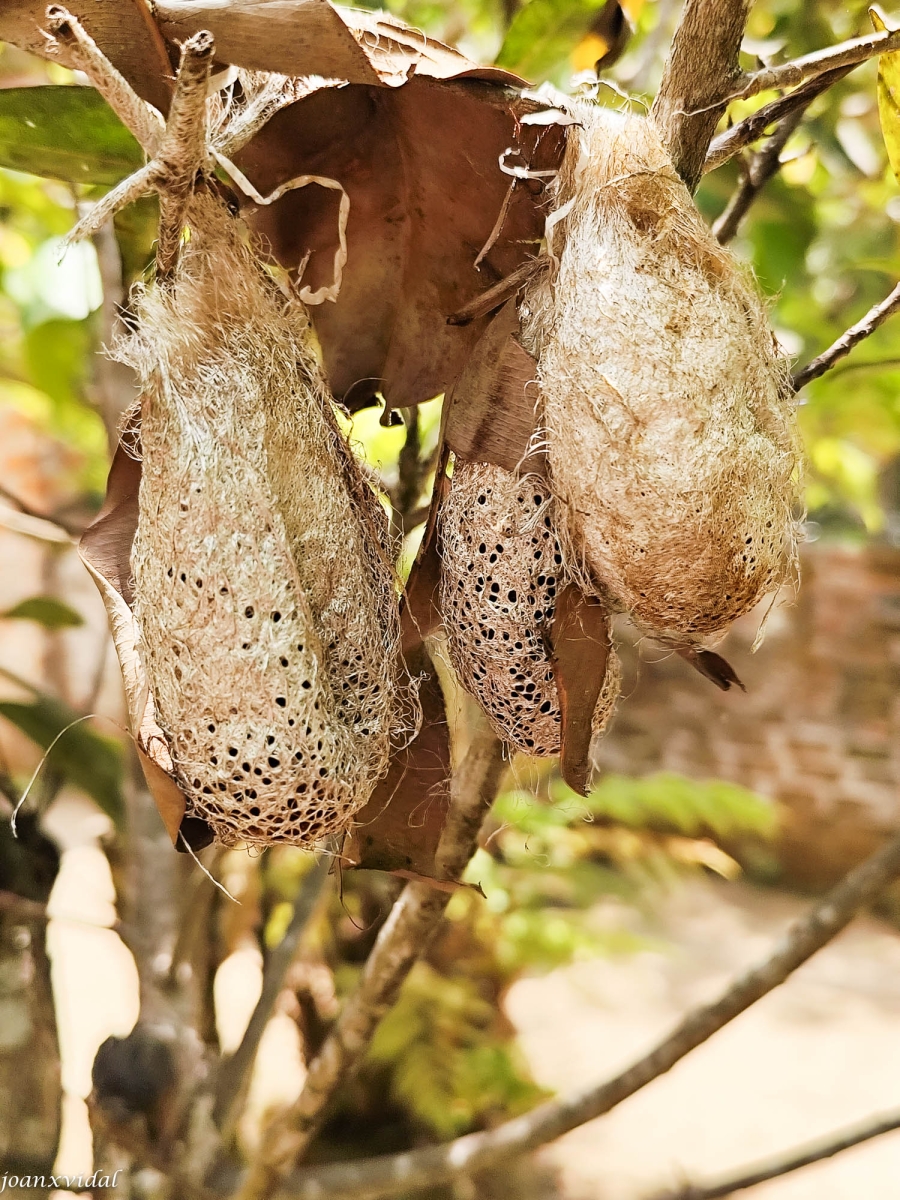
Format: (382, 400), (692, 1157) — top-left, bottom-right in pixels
(549, 585), (618, 796)
(238, 80), (564, 409)
(77, 446), (197, 847)
(154, 0), (504, 87)
(0, 0), (173, 114)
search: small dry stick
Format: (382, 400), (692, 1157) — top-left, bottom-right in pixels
(650, 1106), (900, 1200)
(237, 713), (505, 1200)
(447, 258), (550, 327)
(45, 5), (165, 155)
(213, 855), (331, 1140)
(792, 281), (900, 390)
(712, 106), (806, 244)
(273, 826), (900, 1200)
(738, 24), (900, 104)
(704, 65), (853, 175)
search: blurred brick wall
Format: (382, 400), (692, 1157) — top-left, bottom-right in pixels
(597, 543), (900, 888)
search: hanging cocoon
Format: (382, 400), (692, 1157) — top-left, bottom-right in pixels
(440, 459), (620, 755)
(123, 195), (405, 848)
(522, 103), (802, 644)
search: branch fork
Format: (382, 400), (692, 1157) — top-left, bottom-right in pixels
(44, 7), (350, 298)
(47, 6), (213, 278)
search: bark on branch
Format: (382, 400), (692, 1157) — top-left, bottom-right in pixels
(793, 282), (900, 390)
(236, 709), (505, 1200)
(651, 0), (753, 190)
(738, 25), (900, 104)
(704, 65), (854, 174)
(270, 828), (900, 1200)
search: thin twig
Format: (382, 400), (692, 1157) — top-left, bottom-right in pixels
(237, 711), (505, 1200)
(704, 65), (854, 174)
(793, 282), (900, 390)
(649, 1107), (900, 1199)
(154, 31), (214, 279)
(738, 25), (900, 104)
(447, 258), (549, 327)
(712, 106), (806, 244)
(272, 827), (900, 1199)
(45, 5), (165, 154)
(65, 161), (159, 245)
(213, 855), (331, 1139)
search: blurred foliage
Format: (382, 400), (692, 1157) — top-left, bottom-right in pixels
(1, 594), (83, 628)
(367, 963), (546, 1138)
(302, 765), (775, 1144)
(0, 690), (123, 824)
(0, 86), (144, 185)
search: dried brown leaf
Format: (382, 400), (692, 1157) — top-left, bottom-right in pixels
(240, 80), (564, 408)
(155, 0), (382, 86)
(342, 646), (452, 880)
(677, 646), (746, 692)
(78, 446), (194, 846)
(444, 298), (540, 472)
(550, 585), (612, 797)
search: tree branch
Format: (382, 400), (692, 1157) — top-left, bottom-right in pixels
(712, 106), (806, 244)
(236, 710), (505, 1200)
(45, 5), (165, 155)
(739, 24), (900, 105)
(649, 1106), (900, 1200)
(792, 281), (900, 390)
(704, 65), (853, 174)
(213, 855), (330, 1139)
(271, 827), (900, 1200)
(650, 0), (753, 191)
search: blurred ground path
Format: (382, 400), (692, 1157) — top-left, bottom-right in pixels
(507, 876), (900, 1200)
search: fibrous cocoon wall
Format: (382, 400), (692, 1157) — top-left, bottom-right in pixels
(440, 459), (620, 755)
(522, 103), (802, 644)
(123, 195), (406, 848)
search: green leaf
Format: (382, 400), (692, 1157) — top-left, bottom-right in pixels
(0, 696), (123, 824)
(582, 772), (778, 840)
(2, 596), (84, 629)
(0, 87), (143, 187)
(495, 0), (610, 80)
(872, 6), (900, 185)
(24, 318), (90, 407)
(114, 194), (160, 284)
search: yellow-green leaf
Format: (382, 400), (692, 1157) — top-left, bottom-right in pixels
(872, 6), (900, 184)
